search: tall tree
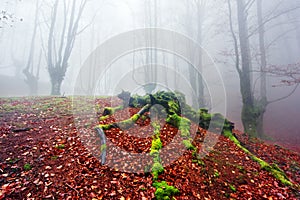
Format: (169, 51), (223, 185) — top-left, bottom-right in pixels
(143, 0), (158, 94)
(47, 0), (88, 95)
(227, 0), (300, 138)
(254, 0), (267, 137)
(229, 0), (258, 137)
(185, 0), (206, 108)
(23, 0), (41, 95)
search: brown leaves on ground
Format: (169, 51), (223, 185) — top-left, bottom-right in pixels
(0, 97), (299, 199)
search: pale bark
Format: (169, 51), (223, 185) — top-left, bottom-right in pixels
(47, 0), (87, 95)
(256, 0), (267, 137)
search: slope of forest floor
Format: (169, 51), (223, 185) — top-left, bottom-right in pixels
(0, 97), (299, 199)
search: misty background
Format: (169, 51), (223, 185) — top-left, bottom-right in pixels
(0, 0), (299, 151)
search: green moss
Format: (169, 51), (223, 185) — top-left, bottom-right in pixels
(182, 139), (196, 151)
(214, 171), (220, 178)
(150, 149), (159, 156)
(55, 144), (65, 149)
(153, 181), (179, 200)
(168, 101), (180, 115)
(131, 114), (140, 122)
(117, 114), (140, 129)
(99, 115), (109, 121)
(182, 105), (199, 122)
(166, 113), (181, 126)
(103, 107), (113, 115)
(223, 130), (293, 187)
(152, 162), (164, 180)
(151, 138), (163, 151)
(251, 156), (292, 186)
(97, 124), (112, 130)
(102, 105), (123, 116)
(152, 154), (161, 163)
(8, 158), (19, 164)
(199, 108), (208, 113)
(100, 144), (107, 151)
(199, 110), (212, 129)
(194, 159), (205, 167)
(236, 165), (246, 173)
(151, 121), (161, 135)
(129, 94), (150, 107)
(229, 184), (236, 192)
(24, 163), (32, 171)
(166, 114), (191, 137)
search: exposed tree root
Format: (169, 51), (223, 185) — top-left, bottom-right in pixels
(222, 130), (296, 187)
(95, 91), (297, 189)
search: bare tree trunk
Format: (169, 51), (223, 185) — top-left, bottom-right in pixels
(23, 0), (40, 96)
(229, 0), (300, 138)
(256, 0), (268, 138)
(195, 1), (205, 107)
(236, 0), (257, 137)
(143, 0), (157, 94)
(47, 0), (87, 95)
(186, 0), (205, 108)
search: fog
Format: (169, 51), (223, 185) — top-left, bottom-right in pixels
(0, 0), (299, 151)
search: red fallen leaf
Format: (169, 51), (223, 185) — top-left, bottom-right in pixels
(0, 190), (5, 199)
(1, 184), (11, 192)
(89, 192), (96, 198)
(111, 181), (118, 184)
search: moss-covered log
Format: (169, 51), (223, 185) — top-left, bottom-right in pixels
(97, 90), (295, 188)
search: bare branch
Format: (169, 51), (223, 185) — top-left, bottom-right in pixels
(47, 0), (59, 69)
(248, 5), (300, 38)
(57, 0), (68, 67)
(265, 27), (297, 50)
(76, 11), (98, 35)
(245, 0), (255, 13)
(227, 0), (241, 75)
(268, 83), (299, 104)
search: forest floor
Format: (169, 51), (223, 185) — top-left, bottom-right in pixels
(0, 97), (299, 199)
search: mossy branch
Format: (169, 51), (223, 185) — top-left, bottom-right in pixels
(166, 114), (191, 138)
(100, 105), (123, 121)
(223, 130), (294, 187)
